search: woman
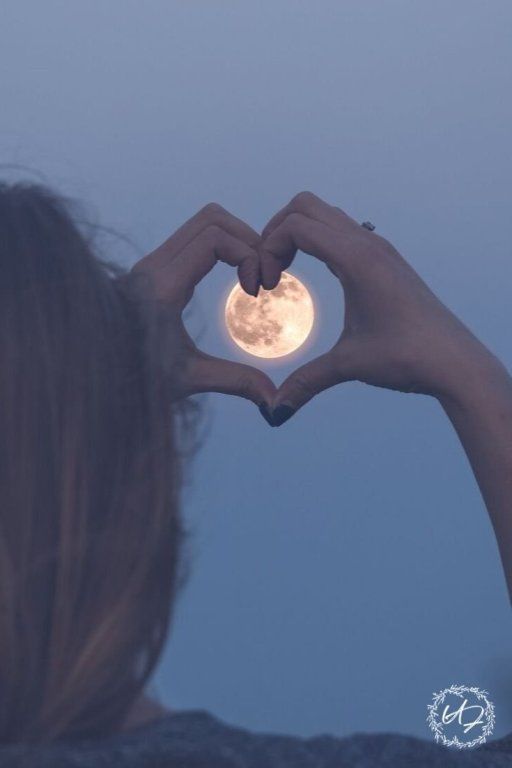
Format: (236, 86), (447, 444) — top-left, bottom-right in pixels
(0, 182), (511, 765)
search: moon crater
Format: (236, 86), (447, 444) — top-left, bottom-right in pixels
(224, 272), (314, 359)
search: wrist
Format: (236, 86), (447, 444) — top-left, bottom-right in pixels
(437, 346), (512, 416)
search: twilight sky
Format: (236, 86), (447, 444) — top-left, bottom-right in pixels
(1, 0), (512, 740)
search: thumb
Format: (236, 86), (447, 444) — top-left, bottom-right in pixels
(187, 353), (277, 412)
(271, 349), (351, 426)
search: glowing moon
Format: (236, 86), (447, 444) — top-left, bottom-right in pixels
(224, 271), (315, 359)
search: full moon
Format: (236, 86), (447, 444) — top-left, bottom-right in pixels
(224, 271), (315, 359)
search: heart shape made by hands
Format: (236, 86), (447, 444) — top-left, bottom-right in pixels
(122, 192), (460, 427)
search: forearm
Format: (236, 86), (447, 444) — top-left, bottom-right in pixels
(438, 351), (512, 601)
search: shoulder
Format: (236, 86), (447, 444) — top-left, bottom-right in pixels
(107, 710), (512, 768)
(149, 711), (512, 768)
(1, 710), (512, 767)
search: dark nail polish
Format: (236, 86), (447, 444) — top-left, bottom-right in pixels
(272, 404), (296, 427)
(258, 402), (275, 427)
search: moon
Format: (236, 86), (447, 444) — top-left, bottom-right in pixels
(224, 271), (315, 359)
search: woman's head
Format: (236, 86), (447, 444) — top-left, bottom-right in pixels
(0, 181), (188, 743)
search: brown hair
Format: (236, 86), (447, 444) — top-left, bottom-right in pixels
(0, 181), (194, 744)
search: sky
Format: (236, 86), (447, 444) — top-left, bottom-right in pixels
(1, 0), (512, 741)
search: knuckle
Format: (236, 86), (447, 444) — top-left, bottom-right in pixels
(291, 190), (316, 212)
(333, 204), (349, 218)
(373, 232), (396, 254)
(200, 202), (226, 220)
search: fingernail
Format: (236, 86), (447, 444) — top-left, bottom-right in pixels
(272, 404), (296, 427)
(258, 402), (275, 426)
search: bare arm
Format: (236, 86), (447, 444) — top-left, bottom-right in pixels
(439, 358), (512, 600)
(259, 191), (512, 601)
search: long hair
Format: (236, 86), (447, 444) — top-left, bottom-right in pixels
(0, 181), (193, 743)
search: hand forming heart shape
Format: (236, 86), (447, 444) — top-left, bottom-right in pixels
(119, 192), (489, 427)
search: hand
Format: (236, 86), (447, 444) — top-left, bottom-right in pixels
(259, 192), (495, 425)
(120, 204), (276, 408)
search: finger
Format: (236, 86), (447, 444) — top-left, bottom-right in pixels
(157, 203), (260, 257)
(261, 212), (355, 288)
(155, 225), (259, 306)
(187, 352), (277, 409)
(260, 192), (360, 290)
(262, 191), (358, 240)
(270, 351), (351, 425)
(237, 255), (261, 298)
(139, 203), (261, 295)
(258, 241), (292, 291)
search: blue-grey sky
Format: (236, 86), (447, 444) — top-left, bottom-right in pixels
(1, 0), (512, 741)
